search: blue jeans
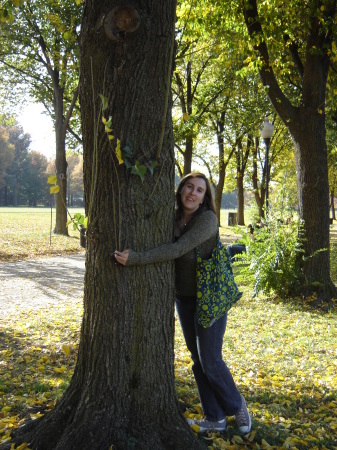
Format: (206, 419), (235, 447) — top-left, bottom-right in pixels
(176, 296), (242, 421)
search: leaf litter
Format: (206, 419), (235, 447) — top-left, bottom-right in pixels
(1, 287), (336, 449)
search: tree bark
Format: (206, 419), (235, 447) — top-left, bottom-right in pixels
(4, 2), (205, 449)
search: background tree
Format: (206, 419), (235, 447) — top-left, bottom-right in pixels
(6, 123), (31, 206)
(242, 0), (337, 301)
(23, 151), (49, 206)
(0, 0), (82, 233)
(67, 154), (84, 206)
(6, 2), (205, 449)
(0, 125), (15, 204)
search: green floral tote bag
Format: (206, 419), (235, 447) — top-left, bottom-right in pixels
(196, 234), (243, 328)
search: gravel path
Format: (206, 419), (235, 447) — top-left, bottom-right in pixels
(0, 254), (85, 316)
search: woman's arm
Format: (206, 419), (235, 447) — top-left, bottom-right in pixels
(114, 210), (218, 266)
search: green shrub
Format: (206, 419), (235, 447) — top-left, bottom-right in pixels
(235, 215), (305, 298)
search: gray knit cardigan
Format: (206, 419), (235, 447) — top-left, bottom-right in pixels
(126, 209), (218, 297)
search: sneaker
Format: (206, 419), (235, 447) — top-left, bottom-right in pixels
(186, 417), (227, 432)
(235, 394), (252, 434)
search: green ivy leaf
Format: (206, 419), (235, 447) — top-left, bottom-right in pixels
(131, 163), (147, 182)
(98, 94), (109, 111)
(122, 145), (132, 159)
(148, 160), (158, 175)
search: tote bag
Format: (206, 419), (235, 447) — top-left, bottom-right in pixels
(196, 234), (242, 328)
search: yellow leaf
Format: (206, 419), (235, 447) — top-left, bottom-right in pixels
(248, 429), (257, 442)
(17, 442), (30, 449)
(232, 435), (244, 443)
(183, 113), (190, 122)
(102, 116), (107, 125)
(61, 344), (71, 356)
(12, 0), (20, 6)
(47, 175), (57, 184)
(30, 413), (43, 420)
(108, 135), (114, 141)
(50, 185), (60, 194)
(116, 139), (123, 165)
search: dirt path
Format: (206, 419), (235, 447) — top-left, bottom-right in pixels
(0, 254), (85, 316)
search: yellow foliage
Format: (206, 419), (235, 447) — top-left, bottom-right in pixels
(61, 344), (71, 356)
(47, 175), (57, 184)
(50, 185), (60, 194)
(115, 139), (123, 165)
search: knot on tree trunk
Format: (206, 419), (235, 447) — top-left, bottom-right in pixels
(104, 6), (140, 42)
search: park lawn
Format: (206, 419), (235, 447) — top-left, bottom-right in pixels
(0, 208), (337, 448)
(0, 207), (85, 262)
(1, 289), (337, 449)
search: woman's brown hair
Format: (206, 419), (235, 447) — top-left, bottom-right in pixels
(175, 172), (216, 220)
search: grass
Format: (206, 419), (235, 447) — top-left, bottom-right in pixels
(0, 208), (337, 449)
(0, 207), (85, 262)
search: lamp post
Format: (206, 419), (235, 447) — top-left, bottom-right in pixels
(260, 117), (274, 213)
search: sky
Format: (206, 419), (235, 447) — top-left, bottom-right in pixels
(18, 103), (56, 160)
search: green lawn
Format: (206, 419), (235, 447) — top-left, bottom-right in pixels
(0, 207), (85, 262)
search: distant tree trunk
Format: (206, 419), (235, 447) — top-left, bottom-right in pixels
(6, 2), (205, 449)
(331, 189), (335, 220)
(54, 86), (69, 235)
(237, 173), (244, 225)
(252, 137), (265, 219)
(236, 136), (250, 226)
(175, 61), (193, 176)
(214, 111), (235, 224)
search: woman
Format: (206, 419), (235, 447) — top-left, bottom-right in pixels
(114, 172), (251, 434)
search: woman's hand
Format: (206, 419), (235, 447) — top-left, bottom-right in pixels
(114, 250), (130, 266)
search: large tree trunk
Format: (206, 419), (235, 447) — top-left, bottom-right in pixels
(291, 111), (334, 298)
(4, 2), (205, 449)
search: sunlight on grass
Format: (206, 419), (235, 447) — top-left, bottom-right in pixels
(0, 207), (84, 261)
(0, 209), (337, 448)
(1, 292), (336, 448)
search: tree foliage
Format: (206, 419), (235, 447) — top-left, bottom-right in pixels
(0, 0), (83, 233)
(241, 0), (337, 301)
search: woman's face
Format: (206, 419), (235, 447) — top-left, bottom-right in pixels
(180, 177), (206, 214)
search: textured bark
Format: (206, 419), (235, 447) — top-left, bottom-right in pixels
(3, 1), (206, 449)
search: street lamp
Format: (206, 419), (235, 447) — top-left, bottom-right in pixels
(260, 117), (274, 212)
